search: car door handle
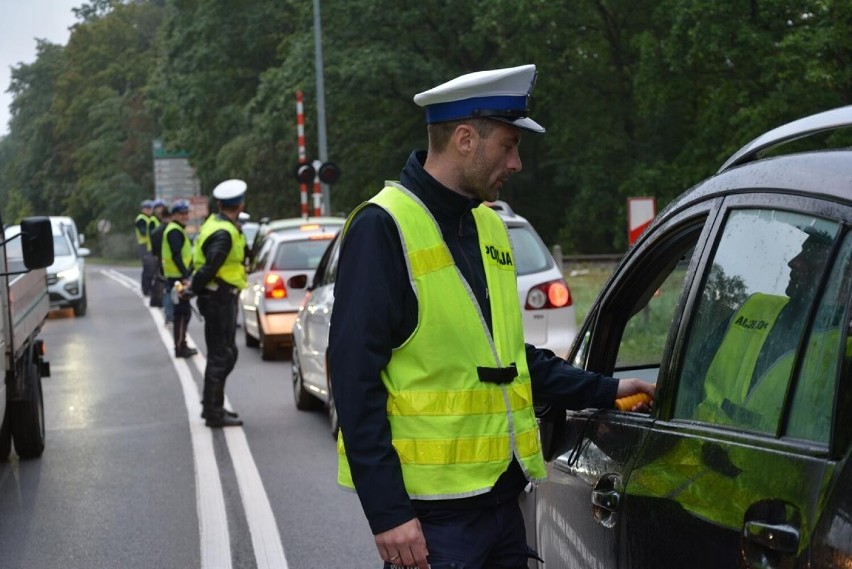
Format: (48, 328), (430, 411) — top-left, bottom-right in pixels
(591, 489), (620, 512)
(743, 521), (799, 554)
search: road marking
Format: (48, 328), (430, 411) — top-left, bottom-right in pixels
(100, 268), (288, 569)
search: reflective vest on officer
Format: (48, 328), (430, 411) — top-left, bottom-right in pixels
(162, 221), (192, 279)
(697, 293), (790, 430)
(336, 183), (547, 499)
(193, 215), (247, 290)
(146, 217), (161, 252)
(135, 213), (151, 247)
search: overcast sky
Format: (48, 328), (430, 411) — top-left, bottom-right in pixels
(0, 0), (81, 136)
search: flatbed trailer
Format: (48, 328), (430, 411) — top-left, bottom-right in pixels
(0, 218), (54, 459)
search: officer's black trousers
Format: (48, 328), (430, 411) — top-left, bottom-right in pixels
(197, 289), (239, 412)
(173, 296), (192, 350)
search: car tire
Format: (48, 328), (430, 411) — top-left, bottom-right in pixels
(9, 356), (45, 459)
(292, 346), (320, 411)
(0, 411), (12, 460)
(72, 286), (87, 317)
(244, 309), (259, 348)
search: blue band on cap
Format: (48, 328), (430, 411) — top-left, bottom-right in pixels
(425, 95), (528, 124)
(219, 196), (245, 207)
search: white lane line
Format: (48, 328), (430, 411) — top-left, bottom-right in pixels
(100, 268), (233, 569)
(99, 267), (289, 569)
(223, 427), (289, 569)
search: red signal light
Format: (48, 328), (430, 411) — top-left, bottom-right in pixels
(264, 273), (288, 299)
(525, 279), (572, 310)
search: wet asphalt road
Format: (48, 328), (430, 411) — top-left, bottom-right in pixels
(0, 264), (377, 569)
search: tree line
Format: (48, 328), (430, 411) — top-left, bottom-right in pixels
(1, 0), (849, 255)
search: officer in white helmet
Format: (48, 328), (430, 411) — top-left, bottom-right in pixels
(188, 179), (249, 427)
(328, 65), (654, 568)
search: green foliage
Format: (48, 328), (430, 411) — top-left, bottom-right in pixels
(2, 0), (852, 257)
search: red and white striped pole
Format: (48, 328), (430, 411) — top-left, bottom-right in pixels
(312, 162), (322, 217)
(296, 90), (309, 219)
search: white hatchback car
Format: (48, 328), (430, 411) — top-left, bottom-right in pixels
(292, 201), (578, 435)
(240, 220), (340, 360)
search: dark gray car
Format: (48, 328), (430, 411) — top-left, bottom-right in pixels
(523, 106), (852, 568)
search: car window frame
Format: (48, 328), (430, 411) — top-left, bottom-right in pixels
(573, 198), (720, 410)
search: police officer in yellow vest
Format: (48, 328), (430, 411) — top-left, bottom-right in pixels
(135, 199), (155, 295)
(188, 180), (248, 428)
(163, 199), (197, 358)
(328, 65), (655, 569)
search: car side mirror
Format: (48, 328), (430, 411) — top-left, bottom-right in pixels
(78, 247), (91, 258)
(20, 216), (55, 269)
(288, 274), (309, 289)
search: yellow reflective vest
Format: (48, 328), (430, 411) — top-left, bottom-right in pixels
(162, 221), (192, 279)
(135, 213), (151, 247)
(697, 293), (790, 430)
(193, 215), (247, 290)
(337, 184), (547, 499)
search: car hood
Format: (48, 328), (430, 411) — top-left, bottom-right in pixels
(48, 255), (78, 274)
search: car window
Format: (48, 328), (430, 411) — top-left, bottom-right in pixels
(674, 208), (841, 440)
(616, 246), (695, 371)
(571, 217), (706, 387)
(271, 239), (333, 271)
(506, 225), (551, 276)
(53, 235), (72, 257)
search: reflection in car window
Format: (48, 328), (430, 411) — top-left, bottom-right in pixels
(675, 209), (840, 437)
(787, 233), (851, 442)
(507, 226), (550, 276)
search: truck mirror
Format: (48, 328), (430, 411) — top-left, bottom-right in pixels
(20, 217), (55, 269)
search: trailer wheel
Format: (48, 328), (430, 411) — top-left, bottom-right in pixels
(9, 357), (45, 459)
(0, 412), (11, 460)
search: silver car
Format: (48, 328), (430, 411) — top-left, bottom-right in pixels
(239, 221), (340, 360)
(292, 202), (578, 435)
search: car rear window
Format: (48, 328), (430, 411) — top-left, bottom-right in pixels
(507, 225), (552, 275)
(271, 238), (333, 270)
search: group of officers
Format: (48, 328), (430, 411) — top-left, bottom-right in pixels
(133, 180), (249, 428)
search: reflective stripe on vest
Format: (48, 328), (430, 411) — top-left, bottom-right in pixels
(336, 183), (546, 499)
(162, 222), (192, 278)
(193, 215), (247, 289)
(135, 213), (150, 246)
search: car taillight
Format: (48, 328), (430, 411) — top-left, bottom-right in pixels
(525, 279), (572, 310)
(265, 273), (288, 299)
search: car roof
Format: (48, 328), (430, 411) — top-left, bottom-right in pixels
(486, 200), (531, 225)
(262, 217), (346, 232)
(262, 224), (340, 244)
(655, 107), (852, 226)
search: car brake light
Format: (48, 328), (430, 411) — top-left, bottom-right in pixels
(265, 273), (288, 299)
(525, 279), (572, 310)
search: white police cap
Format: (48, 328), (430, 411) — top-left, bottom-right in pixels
(212, 179), (247, 206)
(413, 64), (544, 133)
